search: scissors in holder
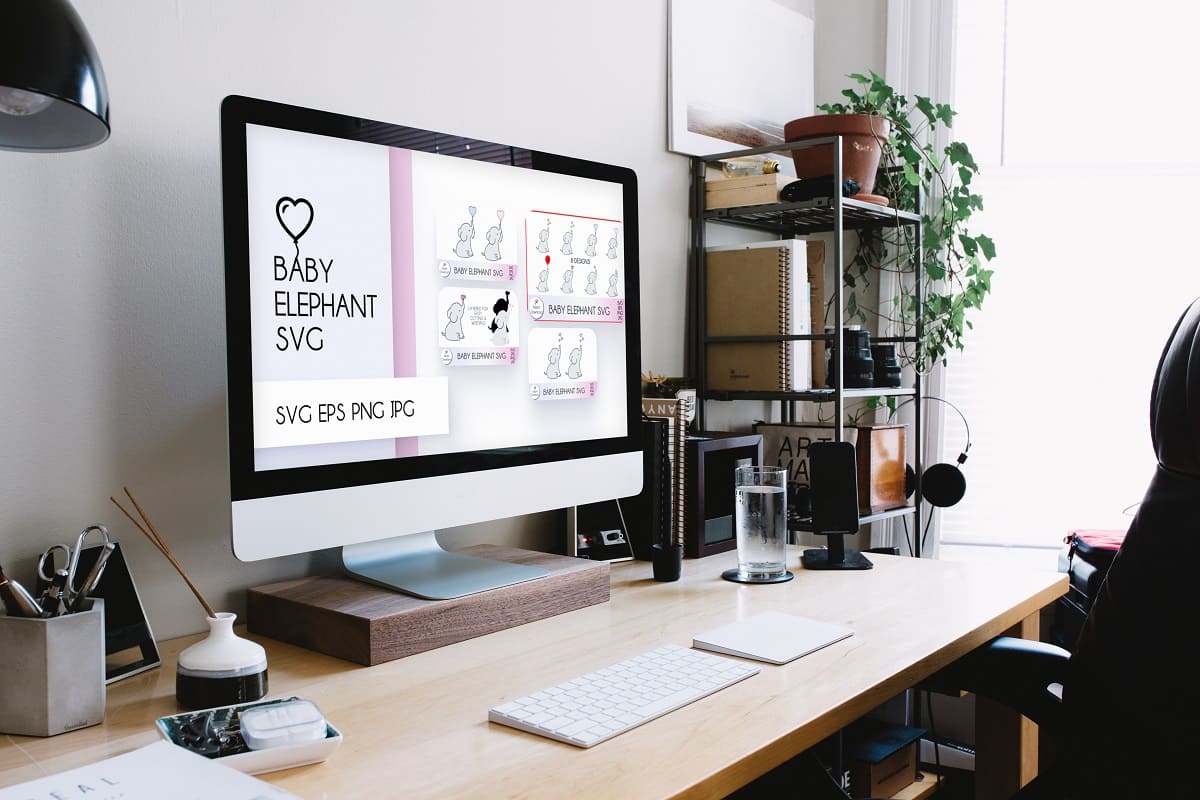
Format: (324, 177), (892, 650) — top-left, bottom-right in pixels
(36, 524), (114, 614)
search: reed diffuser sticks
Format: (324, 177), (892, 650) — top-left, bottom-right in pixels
(110, 486), (216, 619)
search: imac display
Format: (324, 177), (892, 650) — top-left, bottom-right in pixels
(221, 96), (642, 599)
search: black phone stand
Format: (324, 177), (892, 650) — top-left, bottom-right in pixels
(804, 441), (873, 571)
(802, 534), (873, 570)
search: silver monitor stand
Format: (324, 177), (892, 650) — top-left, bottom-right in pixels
(341, 531), (549, 600)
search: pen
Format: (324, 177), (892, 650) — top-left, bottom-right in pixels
(0, 562), (45, 617)
(69, 541), (116, 612)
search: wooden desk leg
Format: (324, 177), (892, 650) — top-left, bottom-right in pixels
(975, 613), (1039, 800)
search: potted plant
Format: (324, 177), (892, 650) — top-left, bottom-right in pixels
(784, 113), (890, 199)
(786, 71), (995, 374)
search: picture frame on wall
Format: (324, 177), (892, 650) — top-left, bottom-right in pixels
(667, 0), (815, 160)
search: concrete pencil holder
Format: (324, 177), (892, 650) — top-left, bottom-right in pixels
(0, 598), (105, 737)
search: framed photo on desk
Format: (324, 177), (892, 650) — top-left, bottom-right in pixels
(685, 432), (763, 558)
(73, 542), (161, 683)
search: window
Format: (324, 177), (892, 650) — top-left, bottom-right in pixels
(939, 1), (1200, 551)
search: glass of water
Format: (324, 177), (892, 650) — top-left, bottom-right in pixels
(724, 465), (792, 584)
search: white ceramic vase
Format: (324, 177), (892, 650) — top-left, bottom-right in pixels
(176, 612), (268, 709)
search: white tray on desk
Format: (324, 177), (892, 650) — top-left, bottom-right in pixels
(156, 698), (342, 775)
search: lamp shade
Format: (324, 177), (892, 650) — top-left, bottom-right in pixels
(0, 0), (109, 152)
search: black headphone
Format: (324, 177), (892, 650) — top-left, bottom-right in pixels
(893, 396), (972, 508)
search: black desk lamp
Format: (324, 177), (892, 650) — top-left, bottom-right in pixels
(0, 0), (109, 152)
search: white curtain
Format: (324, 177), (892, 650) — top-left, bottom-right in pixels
(939, 0), (1200, 552)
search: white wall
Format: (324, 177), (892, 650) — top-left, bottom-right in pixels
(0, 0), (885, 639)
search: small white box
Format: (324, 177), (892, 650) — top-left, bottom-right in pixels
(240, 698), (327, 750)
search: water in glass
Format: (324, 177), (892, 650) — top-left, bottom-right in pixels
(735, 483), (786, 577)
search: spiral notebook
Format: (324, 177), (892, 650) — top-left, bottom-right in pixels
(704, 240), (811, 391)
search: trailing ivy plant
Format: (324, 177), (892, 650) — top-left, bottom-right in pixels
(819, 71), (995, 372)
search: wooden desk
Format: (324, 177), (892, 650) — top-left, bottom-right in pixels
(0, 551), (1065, 799)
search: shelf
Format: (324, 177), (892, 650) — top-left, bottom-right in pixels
(705, 334), (919, 344)
(788, 505), (916, 533)
(891, 772), (940, 800)
(706, 334), (822, 343)
(702, 386), (915, 403)
(703, 195), (920, 235)
(689, 137), (927, 554)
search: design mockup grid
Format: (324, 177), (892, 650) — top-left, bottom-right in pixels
(244, 126), (628, 471)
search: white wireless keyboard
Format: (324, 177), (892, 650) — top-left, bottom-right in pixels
(488, 644), (759, 747)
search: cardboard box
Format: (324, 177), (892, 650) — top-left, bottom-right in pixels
(754, 423), (907, 514)
(851, 741), (918, 799)
(847, 719), (925, 799)
(705, 173), (794, 209)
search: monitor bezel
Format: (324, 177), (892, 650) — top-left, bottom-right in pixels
(221, 95), (642, 503)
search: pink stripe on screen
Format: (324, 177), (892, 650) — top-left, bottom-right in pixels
(390, 148), (418, 458)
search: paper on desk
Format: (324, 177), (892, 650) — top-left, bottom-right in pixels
(0, 740), (300, 800)
(692, 611), (853, 665)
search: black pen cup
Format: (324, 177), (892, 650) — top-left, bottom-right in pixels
(652, 544), (683, 582)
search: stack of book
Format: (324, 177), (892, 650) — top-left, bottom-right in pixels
(641, 396), (691, 549)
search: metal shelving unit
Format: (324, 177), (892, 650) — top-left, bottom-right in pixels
(689, 136), (929, 554)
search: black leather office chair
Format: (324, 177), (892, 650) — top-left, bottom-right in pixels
(930, 298), (1200, 799)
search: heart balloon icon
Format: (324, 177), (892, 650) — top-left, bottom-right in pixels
(468, 205), (477, 217)
(276, 197), (314, 243)
(497, 210), (505, 221)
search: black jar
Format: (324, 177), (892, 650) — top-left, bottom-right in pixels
(827, 327), (874, 388)
(871, 344), (902, 388)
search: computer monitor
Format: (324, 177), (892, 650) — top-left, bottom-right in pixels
(220, 96), (642, 600)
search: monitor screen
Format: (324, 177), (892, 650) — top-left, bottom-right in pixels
(221, 97), (642, 597)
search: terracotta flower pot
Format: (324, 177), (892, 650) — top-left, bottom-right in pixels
(783, 114), (890, 196)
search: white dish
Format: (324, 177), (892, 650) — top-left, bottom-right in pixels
(155, 697), (342, 775)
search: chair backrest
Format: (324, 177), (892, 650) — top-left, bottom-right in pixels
(1065, 299), (1200, 796)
